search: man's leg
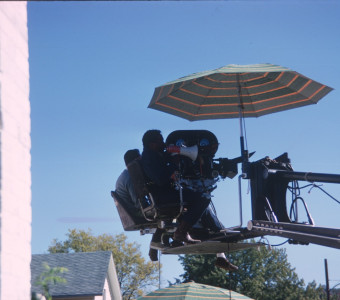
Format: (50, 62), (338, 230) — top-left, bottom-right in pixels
(174, 190), (210, 243)
(180, 190), (211, 225)
(200, 206), (224, 232)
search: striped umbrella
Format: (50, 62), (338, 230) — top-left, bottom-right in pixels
(148, 63), (333, 121)
(137, 281), (254, 299)
(149, 64), (333, 169)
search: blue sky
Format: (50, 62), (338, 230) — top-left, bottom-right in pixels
(28, 1), (340, 289)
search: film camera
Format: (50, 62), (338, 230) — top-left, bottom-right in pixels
(165, 130), (239, 184)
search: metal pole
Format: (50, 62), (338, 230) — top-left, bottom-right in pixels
(158, 252), (161, 289)
(238, 175), (243, 227)
(237, 75), (245, 162)
(325, 258), (330, 300)
(236, 74), (249, 177)
(265, 169), (340, 184)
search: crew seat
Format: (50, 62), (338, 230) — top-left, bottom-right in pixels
(127, 159), (183, 223)
(111, 190), (156, 231)
(112, 158), (183, 232)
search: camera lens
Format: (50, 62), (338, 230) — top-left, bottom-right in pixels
(175, 139), (185, 147)
(200, 138), (209, 146)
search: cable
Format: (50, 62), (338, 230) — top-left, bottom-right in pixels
(289, 183), (314, 190)
(259, 239), (289, 247)
(288, 182), (340, 224)
(270, 240), (290, 247)
(289, 196), (305, 222)
(289, 182), (340, 205)
(310, 184), (340, 205)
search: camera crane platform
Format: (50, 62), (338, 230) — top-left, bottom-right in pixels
(158, 221), (340, 255)
(113, 130), (340, 256)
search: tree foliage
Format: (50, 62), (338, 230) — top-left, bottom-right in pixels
(33, 262), (68, 300)
(48, 229), (159, 299)
(179, 245), (330, 300)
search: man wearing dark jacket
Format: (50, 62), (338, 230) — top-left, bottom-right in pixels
(141, 129), (210, 244)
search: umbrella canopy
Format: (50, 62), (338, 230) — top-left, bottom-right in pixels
(148, 64), (333, 121)
(138, 281), (254, 300)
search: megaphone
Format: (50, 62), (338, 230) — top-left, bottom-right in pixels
(166, 145), (198, 161)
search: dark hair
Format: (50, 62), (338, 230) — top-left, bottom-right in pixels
(142, 129), (162, 148)
(124, 149), (140, 166)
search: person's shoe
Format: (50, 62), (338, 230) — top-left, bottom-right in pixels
(215, 257), (238, 272)
(173, 231), (201, 244)
(173, 221), (201, 244)
(149, 248), (158, 262)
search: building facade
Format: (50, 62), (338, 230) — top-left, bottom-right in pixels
(0, 2), (31, 299)
(31, 252), (122, 300)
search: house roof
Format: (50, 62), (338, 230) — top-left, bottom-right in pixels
(31, 251), (116, 298)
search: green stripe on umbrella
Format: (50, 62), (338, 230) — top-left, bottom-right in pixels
(148, 63), (333, 121)
(138, 281), (254, 299)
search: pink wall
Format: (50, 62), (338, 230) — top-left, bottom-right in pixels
(0, 2), (31, 299)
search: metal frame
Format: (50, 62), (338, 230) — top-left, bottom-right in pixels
(247, 220), (340, 249)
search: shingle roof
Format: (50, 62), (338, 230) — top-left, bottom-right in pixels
(31, 251), (112, 297)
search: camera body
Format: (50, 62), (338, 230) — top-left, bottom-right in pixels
(165, 130), (238, 196)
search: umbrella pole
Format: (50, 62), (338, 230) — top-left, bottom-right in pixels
(238, 106), (249, 178)
(236, 74), (249, 178)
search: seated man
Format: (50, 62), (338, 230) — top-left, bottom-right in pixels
(141, 129), (211, 244)
(115, 148), (163, 261)
(115, 149), (143, 219)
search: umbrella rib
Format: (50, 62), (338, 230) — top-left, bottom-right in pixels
(154, 81), (187, 104)
(180, 88), (235, 98)
(154, 85), (164, 103)
(193, 81), (235, 90)
(168, 94), (203, 107)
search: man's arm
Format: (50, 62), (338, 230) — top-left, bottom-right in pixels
(142, 151), (176, 186)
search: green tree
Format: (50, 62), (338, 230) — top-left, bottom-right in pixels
(304, 281), (330, 299)
(179, 245), (328, 300)
(48, 229), (160, 300)
(33, 262), (68, 300)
